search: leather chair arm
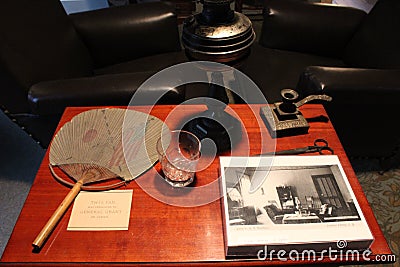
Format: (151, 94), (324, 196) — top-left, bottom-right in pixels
(260, 0), (366, 58)
(296, 66), (400, 104)
(69, 2), (182, 68)
(296, 66), (400, 158)
(28, 72), (185, 115)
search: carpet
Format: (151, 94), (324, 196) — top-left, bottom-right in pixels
(350, 158), (400, 267)
(0, 110), (45, 258)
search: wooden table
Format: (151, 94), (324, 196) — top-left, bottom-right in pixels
(1, 104), (392, 266)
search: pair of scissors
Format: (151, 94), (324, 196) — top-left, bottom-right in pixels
(262, 139), (334, 155)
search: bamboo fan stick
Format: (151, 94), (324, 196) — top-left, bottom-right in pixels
(32, 179), (84, 250)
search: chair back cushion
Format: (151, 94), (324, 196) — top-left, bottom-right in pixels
(0, 0), (93, 92)
(70, 2), (182, 68)
(260, 0), (366, 58)
(344, 0), (400, 68)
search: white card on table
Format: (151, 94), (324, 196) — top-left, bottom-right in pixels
(67, 190), (133, 231)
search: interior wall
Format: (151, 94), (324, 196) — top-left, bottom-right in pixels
(60, 0), (109, 14)
(238, 165), (353, 211)
(332, 0), (378, 13)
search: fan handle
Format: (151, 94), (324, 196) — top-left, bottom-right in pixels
(32, 179), (83, 250)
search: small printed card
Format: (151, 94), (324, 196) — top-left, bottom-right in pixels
(67, 189), (133, 231)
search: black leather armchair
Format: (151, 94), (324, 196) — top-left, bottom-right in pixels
(0, 0), (187, 148)
(241, 0), (400, 164)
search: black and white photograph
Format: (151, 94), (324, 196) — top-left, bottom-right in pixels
(220, 155), (374, 257)
(224, 162), (361, 226)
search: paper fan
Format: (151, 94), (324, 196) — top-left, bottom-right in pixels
(33, 108), (168, 250)
(49, 108), (167, 184)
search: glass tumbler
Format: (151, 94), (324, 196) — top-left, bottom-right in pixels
(156, 130), (201, 187)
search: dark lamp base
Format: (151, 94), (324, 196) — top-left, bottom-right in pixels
(182, 109), (242, 153)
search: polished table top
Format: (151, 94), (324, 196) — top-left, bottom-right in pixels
(0, 104), (392, 266)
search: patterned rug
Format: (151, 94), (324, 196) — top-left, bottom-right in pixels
(351, 158), (399, 267)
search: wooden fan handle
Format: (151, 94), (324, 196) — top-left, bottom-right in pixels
(32, 179), (84, 250)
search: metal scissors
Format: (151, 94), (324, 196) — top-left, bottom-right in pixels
(262, 139), (334, 155)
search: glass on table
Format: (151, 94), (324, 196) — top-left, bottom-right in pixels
(156, 130), (201, 187)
